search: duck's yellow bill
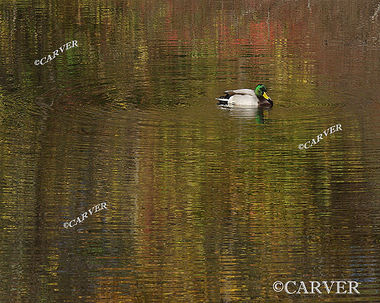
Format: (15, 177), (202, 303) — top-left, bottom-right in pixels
(263, 92), (271, 100)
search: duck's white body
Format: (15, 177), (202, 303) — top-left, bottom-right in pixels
(217, 89), (260, 107)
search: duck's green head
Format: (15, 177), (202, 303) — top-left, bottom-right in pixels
(254, 84), (271, 102)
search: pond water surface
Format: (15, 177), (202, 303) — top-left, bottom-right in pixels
(1, 0), (380, 302)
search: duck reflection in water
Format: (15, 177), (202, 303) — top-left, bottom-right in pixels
(218, 105), (269, 123)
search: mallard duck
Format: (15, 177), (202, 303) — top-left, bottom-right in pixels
(216, 84), (273, 107)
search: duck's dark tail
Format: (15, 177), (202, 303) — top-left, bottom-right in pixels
(216, 93), (231, 105)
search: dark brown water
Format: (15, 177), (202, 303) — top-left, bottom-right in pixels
(1, 0), (380, 302)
